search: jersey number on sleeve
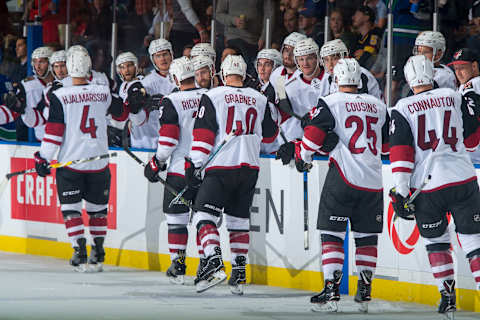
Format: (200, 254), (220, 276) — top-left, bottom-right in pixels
(226, 106), (257, 135)
(345, 115), (378, 155)
(418, 110), (457, 152)
(80, 105), (98, 138)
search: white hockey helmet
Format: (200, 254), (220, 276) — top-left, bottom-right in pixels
(255, 49), (282, 70)
(404, 55), (434, 88)
(49, 50), (67, 80)
(190, 43), (216, 61)
(115, 51), (138, 81)
(192, 55), (214, 72)
(66, 48), (92, 78)
(67, 45), (88, 57)
(282, 32), (308, 49)
(220, 55), (247, 82)
(148, 38), (173, 71)
(31, 46), (54, 78)
(169, 56), (195, 87)
(294, 38), (320, 76)
(320, 39), (348, 65)
(413, 31), (446, 63)
(333, 58), (361, 86)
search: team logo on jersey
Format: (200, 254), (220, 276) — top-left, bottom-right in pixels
(464, 81), (473, 90)
(309, 106), (322, 120)
(311, 78), (322, 90)
(389, 119), (395, 135)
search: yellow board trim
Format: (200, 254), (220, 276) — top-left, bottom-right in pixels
(0, 235), (478, 312)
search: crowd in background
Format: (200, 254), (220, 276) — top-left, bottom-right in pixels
(0, 0), (479, 142)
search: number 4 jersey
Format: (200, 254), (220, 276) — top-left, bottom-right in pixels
(301, 92), (388, 191)
(390, 87), (479, 196)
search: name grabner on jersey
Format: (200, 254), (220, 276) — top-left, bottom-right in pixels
(406, 96), (455, 114)
(61, 92), (109, 105)
(225, 93), (257, 105)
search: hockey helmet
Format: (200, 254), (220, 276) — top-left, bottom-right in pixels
(169, 56), (195, 87)
(115, 52), (138, 81)
(191, 43), (216, 61)
(404, 55), (434, 88)
(220, 55), (247, 82)
(255, 49), (282, 71)
(333, 58), (361, 86)
(413, 31), (446, 63)
(31, 46), (54, 79)
(66, 48), (92, 78)
(148, 38), (173, 71)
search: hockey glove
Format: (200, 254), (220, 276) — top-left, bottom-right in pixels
(144, 155), (167, 183)
(293, 140), (312, 173)
(4, 83), (26, 114)
(275, 141), (295, 165)
(389, 188), (415, 220)
(34, 151), (51, 177)
(319, 130), (339, 154)
(127, 86), (147, 114)
(185, 157), (202, 190)
(300, 112), (310, 129)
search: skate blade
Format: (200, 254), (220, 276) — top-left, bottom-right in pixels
(88, 263), (103, 273)
(196, 270), (227, 293)
(229, 284), (244, 295)
(311, 301), (338, 313)
(443, 311), (455, 320)
(168, 275), (185, 285)
(357, 301), (368, 313)
(73, 264), (88, 273)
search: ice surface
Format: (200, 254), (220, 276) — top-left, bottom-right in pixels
(0, 252), (478, 320)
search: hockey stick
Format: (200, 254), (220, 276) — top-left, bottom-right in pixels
(5, 152), (118, 180)
(168, 129), (237, 208)
(121, 120), (191, 208)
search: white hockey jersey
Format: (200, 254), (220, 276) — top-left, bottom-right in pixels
(156, 88), (207, 176)
(40, 84), (124, 171)
(434, 64), (457, 90)
(328, 67), (383, 100)
(189, 85), (278, 171)
(301, 92), (388, 191)
(390, 87), (478, 196)
(130, 71), (175, 149)
(20, 76), (49, 139)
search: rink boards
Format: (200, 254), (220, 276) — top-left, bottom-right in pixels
(0, 143), (478, 312)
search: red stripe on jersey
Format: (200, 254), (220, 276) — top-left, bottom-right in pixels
(45, 122), (65, 137)
(43, 138), (62, 145)
(301, 140), (317, 152)
(167, 172), (185, 178)
(304, 125), (326, 148)
(464, 127), (480, 150)
(392, 167), (412, 173)
(0, 106), (11, 123)
(262, 128), (279, 143)
(159, 124), (180, 140)
(382, 143), (389, 154)
(390, 145), (414, 163)
(193, 128), (215, 145)
(278, 108), (291, 124)
(33, 109), (40, 127)
(206, 163), (260, 171)
(422, 176), (477, 193)
(192, 146), (211, 155)
(158, 141), (175, 147)
(112, 103), (129, 121)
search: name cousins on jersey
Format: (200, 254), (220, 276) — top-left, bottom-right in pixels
(345, 101), (378, 113)
(61, 92), (109, 105)
(406, 96), (455, 114)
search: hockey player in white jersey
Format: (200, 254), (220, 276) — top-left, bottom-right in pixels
(293, 58), (388, 313)
(34, 48), (126, 272)
(186, 55), (278, 294)
(413, 31), (457, 90)
(256, 49), (282, 103)
(127, 38), (176, 148)
(270, 32), (306, 89)
(447, 48), (480, 164)
(190, 43), (216, 63)
(192, 55), (217, 89)
(50, 50), (68, 80)
(320, 39), (382, 99)
(143, 57), (206, 284)
(389, 55), (480, 317)
(61, 46), (110, 87)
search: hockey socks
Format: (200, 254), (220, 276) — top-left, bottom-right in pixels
(321, 233), (345, 280)
(167, 224), (188, 261)
(229, 231), (249, 262)
(354, 235), (378, 275)
(64, 214), (85, 247)
(198, 222), (221, 258)
(427, 247), (455, 290)
(458, 233), (480, 290)
(89, 214), (107, 241)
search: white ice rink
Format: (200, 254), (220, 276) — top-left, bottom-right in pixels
(0, 252), (478, 320)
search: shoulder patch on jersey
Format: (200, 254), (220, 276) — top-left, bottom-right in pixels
(389, 119), (396, 135)
(309, 106), (322, 120)
(464, 81), (473, 90)
(24, 76), (35, 82)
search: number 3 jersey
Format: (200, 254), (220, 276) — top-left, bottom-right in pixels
(156, 88), (207, 176)
(390, 87), (479, 196)
(301, 92), (388, 191)
(39, 84), (124, 171)
(189, 86), (279, 171)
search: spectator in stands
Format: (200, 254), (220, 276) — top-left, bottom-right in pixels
(298, 1), (324, 46)
(183, 43), (193, 58)
(467, 3), (480, 54)
(12, 37), (28, 82)
(84, 0), (113, 46)
(284, 8), (299, 35)
(363, 0), (387, 30)
(351, 5), (382, 69)
(216, 0), (274, 67)
(329, 8), (357, 53)
(328, 0), (364, 23)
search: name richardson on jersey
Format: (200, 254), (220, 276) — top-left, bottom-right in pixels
(225, 93), (257, 106)
(345, 101), (378, 113)
(181, 98), (200, 110)
(61, 92), (109, 105)
(406, 96), (455, 114)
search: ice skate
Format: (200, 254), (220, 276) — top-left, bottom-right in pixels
(70, 238), (88, 273)
(310, 270), (342, 312)
(228, 256), (246, 295)
(194, 257), (207, 285)
(438, 280), (456, 320)
(195, 247), (227, 293)
(88, 237), (105, 272)
(166, 250), (186, 285)
(354, 270), (372, 313)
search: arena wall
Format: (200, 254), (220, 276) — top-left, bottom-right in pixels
(0, 142), (478, 312)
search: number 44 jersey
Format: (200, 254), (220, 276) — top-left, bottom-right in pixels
(301, 91), (388, 191)
(390, 87), (479, 196)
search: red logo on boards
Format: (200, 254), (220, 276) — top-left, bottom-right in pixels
(10, 157), (117, 229)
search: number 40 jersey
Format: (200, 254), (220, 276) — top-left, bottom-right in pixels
(390, 87), (479, 196)
(301, 91), (388, 191)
